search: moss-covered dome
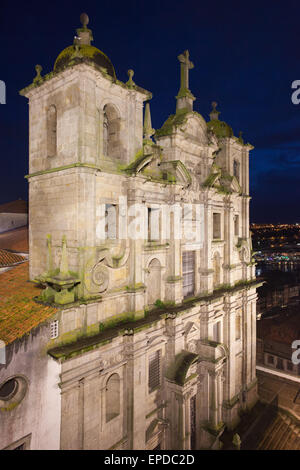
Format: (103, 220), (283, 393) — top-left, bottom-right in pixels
(207, 119), (233, 138)
(54, 44), (116, 79)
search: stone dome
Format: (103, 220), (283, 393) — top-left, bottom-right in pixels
(207, 119), (233, 138)
(54, 44), (116, 79)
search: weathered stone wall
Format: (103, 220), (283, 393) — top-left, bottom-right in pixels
(0, 324), (61, 450)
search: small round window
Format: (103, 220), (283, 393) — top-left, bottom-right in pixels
(0, 378), (18, 400)
(0, 376), (28, 411)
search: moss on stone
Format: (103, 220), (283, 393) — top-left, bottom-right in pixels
(207, 119), (233, 138)
(156, 110), (204, 138)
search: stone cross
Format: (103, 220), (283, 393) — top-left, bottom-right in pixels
(178, 50), (194, 91)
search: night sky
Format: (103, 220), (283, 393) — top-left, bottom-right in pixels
(1, 0), (300, 223)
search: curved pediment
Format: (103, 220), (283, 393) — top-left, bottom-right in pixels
(166, 350), (199, 386)
(182, 114), (208, 144)
(156, 110), (208, 145)
(160, 160), (192, 186)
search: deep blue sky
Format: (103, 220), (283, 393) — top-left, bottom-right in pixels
(0, 0), (299, 222)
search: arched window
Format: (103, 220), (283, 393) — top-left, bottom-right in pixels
(102, 104), (122, 160)
(47, 105), (57, 157)
(103, 110), (109, 156)
(233, 159), (240, 182)
(106, 373), (120, 422)
(213, 252), (221, 288)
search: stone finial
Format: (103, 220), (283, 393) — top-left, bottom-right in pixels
(232, 433), (241, 450)
(209, 101), (220, 121)
(59, 235), (69, 278)
(80, 12), (89, 28)
(143, 102), (154, 140)
(33, 64), (43, 84)
(126, 69), (135, 89)
(75, 12), (93, 46)
(238, 131), (244, 143)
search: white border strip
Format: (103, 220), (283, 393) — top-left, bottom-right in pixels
(256, 365), (300, 383)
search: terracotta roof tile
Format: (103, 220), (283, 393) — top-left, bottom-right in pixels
(0, 262), (57, 345)
(0, 226), (29, 252)
(0, 249), (26, 267)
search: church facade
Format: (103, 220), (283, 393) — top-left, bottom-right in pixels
(1, 14), (259, 450)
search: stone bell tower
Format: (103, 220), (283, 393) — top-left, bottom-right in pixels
(20, 14), (150, 303)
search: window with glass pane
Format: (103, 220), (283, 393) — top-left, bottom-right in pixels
(182, 251), (195, 298)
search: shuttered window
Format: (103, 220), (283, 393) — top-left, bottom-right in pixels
(182, 251), (195, 298)
(148, 350), (160, 392)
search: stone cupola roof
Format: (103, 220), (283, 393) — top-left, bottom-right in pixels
(53, 13), (116, 79)
(207, 101), (233, 138)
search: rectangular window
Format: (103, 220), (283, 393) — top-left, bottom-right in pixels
(213, 213), (221, 239)
(276, 358), (284, 370)
(148, 350), (161, 393)
(50, 320), (59, 339)
(182, 251), (195, 298)
(148, 207), (160, 241)
(105, 204), (117, 239)
(234, 215), (239, 236)
(267, 355), (274, 364)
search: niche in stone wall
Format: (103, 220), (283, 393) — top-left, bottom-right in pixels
(106, 373), (120, 422)
(147, 258), (162, 306)
(213, 252), (221, 288)
(102, 104), (123, 161)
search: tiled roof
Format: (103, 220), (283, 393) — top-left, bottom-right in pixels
(0, 249), (26, 267)
(0, 226), (29, 252)
(0, 199), (28, 214)
(0, 262), (57, 345)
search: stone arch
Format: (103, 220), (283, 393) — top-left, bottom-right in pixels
(47, 105), (57, 157)
(147, 258), (162, 306)
(105, 373), (120, 422)
(102, 103), (122, 160)
(213, 251), (221, 288)
(233, 159), (240, 182)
